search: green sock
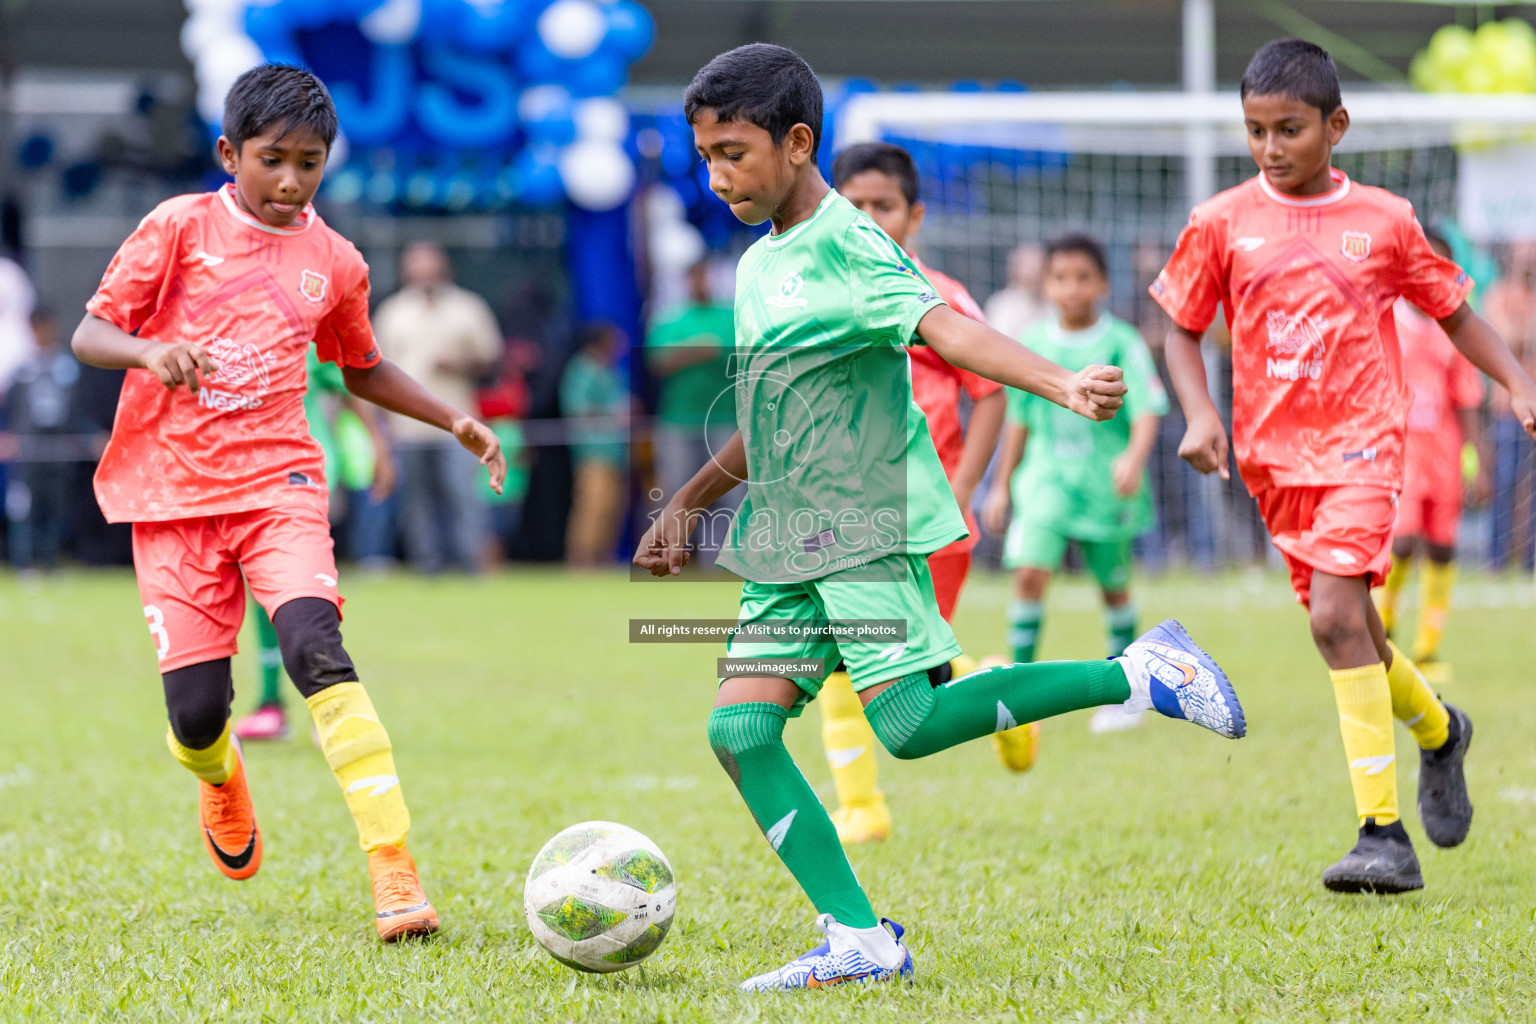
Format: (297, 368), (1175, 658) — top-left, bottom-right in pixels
(254, 604), (284, 707)
(1007, 600), (1044, 663)
(1105, 603), (1137, 658)
(867, 661), (1130, 760)
(708, 703), (877, 928)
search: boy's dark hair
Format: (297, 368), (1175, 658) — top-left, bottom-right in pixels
(832, 143), (920, 206)
(684, 44), (823, 154)
(1240, 39), (1342, 116)
(222, 63), (338, 151)
(1046, 232), (1108, 278)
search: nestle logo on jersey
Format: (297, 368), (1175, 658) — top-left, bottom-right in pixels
(198, 387), (262, 411)
(1265, 310), (1327, 381)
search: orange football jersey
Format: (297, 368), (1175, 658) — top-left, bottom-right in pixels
(1151, 169), (1472, 494)
(87, 185), (379, 523)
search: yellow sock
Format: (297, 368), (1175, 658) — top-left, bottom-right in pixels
(1378, 555), (1410, 636)
(818, 671), (883, 810)
(306, 683), (411, 852)
(1329, 664), (1399, 826)
(1411, 560), (1456, 663)
(1386, 641), (1450, 750)
(166, 721), (236, 785)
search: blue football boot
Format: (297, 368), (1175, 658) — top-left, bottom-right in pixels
(1119, 619), (1246, 739)
(739, 914), (914, 992)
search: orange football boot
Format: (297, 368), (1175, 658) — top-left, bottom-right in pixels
(199, 744), (262, 880)
(369, 844), (439, 942)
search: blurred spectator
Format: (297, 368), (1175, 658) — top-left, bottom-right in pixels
(645, 259), (739, 550)
(3, 309), (93, 572)
(561, 323), (631, 568)
(373, 241), (502, 573)
(0, 253), (35, 394)
(1484, 241), (1536, 569)
(477, 340), (538, 565)
(983, 243), (1047, 340)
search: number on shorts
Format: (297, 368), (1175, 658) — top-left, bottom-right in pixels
(143, 605), (170, 660)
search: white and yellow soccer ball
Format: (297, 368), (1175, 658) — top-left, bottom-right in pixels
(524, 821), (677, 973)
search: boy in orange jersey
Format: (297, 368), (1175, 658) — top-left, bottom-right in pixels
(1377, 229), (1491, 677)
(820, 142), (1012, 843)
(71, 64), (506, 940)
(1154, 39), (1536, 894)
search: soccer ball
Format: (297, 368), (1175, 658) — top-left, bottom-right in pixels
(524, 821), (677, 973)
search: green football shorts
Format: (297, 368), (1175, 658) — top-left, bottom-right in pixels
(721, 552), (962, 714)
(1003, 520), (1134, 592)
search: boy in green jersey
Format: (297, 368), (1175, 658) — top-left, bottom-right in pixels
(635, 43), (1247, 992)
(983, 234), (1167, 735)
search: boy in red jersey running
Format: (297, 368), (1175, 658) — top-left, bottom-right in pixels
(819, 142), (1012, 843)
(71, 64), (506, 940)
(1154, 39), (1536, 894)
(1377, 229), (1490, 678)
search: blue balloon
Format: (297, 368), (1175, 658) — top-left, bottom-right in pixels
(329, 43), (414, 145)
(516, 37), (566, 81)
(245, 3), (297, 53)
(520, 88), (577, 147)
(455, 0), (528, 52)
(61, 160), (102, 200)
(511, 146), (565, 206)
(416, 46), (519, 148)
(18, 133), (53, 170)
(565, 54), (626, 97)
(603, 0), (654, 62)
(417, 0), (469, 45)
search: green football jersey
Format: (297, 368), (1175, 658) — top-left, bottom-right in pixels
(1006, 315), (1168, 541)
(714, 190), (966, 584)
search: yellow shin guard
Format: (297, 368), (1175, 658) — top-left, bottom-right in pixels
(818, 672), (883, 809)
(1385, 641), (1450, 750)
(306, 683), (410, 852)
(166, 721), (236, 786)
(1330, 664), (1399, 825)
(1412, 561), (1456, 664)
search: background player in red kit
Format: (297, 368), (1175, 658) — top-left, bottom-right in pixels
(816, 142), (1009, 843)
(1377, 229), (1490, 677)
(1154, 39), (1536, 894)
(71, 64), (506, 941)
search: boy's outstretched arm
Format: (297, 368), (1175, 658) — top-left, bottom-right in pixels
(917, 306), (1125, 421)
(1111, 414), (1161, 498)
(72, 313), (219, 393)
(341, 361), (506, 493)
(1164, 325), (1230, 480)
(634, 431), (747, 577)
(1439, 303), (1536, 441)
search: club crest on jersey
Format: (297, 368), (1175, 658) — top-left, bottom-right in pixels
(767, 272), (808, 309)
(1340, 231), (1371, 262)
(299, 269), (328, 303)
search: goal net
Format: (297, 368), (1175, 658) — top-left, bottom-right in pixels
(839, 90), (1536, 576)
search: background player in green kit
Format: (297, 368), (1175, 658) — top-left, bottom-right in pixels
(635, 43), (1247, 992)
(983, 234), (1167, 735)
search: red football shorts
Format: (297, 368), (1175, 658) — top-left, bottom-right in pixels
(1393, 484), (1463, 548)
(1256, 485), (1396, 608)
(927, 538), (973, 623)
(132, 504), (343, 672)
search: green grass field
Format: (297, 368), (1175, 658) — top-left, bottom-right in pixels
(2, 567), (1535, 1022)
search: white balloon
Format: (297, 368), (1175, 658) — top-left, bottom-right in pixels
(181, 13), (240, 60)
(574, 97), (628, 142)
(518, 83), (573, 123)
(360, 0), (421, 45)
(644, 182), (686, 222)
(196, 32), (265, 121)
(558, 139), (635, 211)
(537, 0), (607, 60)
(184, 0), (245, 14)
(651, 218), (705, 270)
